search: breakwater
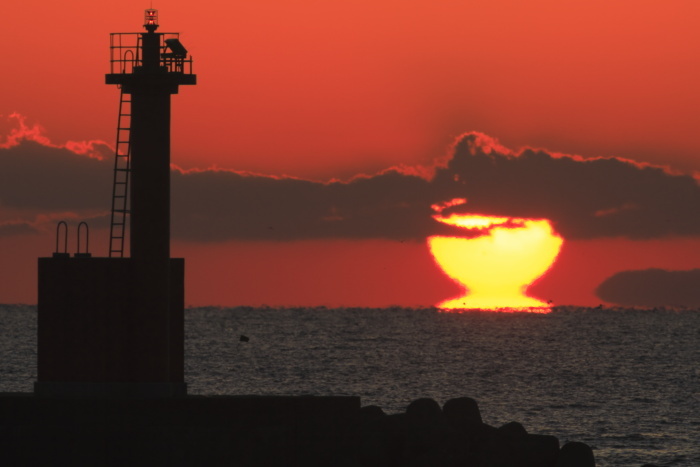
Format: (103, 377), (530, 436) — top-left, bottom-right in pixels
(0, 393), (602, 466)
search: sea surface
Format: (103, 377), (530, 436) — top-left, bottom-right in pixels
(1, 305), (698, 466)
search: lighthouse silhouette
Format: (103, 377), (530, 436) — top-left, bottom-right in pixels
(35, 10), (196, 397)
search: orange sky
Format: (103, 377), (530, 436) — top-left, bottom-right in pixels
(1, 1), (699, 307)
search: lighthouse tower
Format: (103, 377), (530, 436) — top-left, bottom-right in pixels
(105, 9), (196, 261)
(35, 10), (196, 397)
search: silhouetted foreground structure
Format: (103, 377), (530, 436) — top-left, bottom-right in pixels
(0, 394), (603, 466)
(35, 10), (194, 397)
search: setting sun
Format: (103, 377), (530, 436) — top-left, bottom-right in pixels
(429, 204), (563, 311)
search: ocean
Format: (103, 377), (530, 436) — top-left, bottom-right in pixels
(1, 305), (698, 466)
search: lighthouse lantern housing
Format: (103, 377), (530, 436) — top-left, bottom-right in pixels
(145, 9), (159, 31)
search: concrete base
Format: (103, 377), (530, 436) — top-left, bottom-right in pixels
(37, 257), (185, 388)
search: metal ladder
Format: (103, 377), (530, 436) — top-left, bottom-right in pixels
(109, 90), (132, 257)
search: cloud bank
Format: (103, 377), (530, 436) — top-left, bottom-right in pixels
(1, 126), (699, 242)
(435, 134), (700, 240)
(597, 269), (700, 308)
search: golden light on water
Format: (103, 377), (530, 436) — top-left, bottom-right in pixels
(429, 205), (563, 312)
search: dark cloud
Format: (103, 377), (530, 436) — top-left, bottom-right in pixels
(171, 168), (453, 241)
(0, 140), (111, 210)
(434, 133), (700, 239)
(2, 132), (699, 241)
(596, 269), (700, 308)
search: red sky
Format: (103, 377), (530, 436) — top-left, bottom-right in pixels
(1, 0), (699, 307)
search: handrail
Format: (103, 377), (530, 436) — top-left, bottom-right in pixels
(75, 222), (91, 258)
(121, 49), (136, 74)
(53, 221), (69, 258)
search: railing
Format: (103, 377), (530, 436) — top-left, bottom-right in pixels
(109, 32), (194, 75)
(52, 221), (92, 258)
